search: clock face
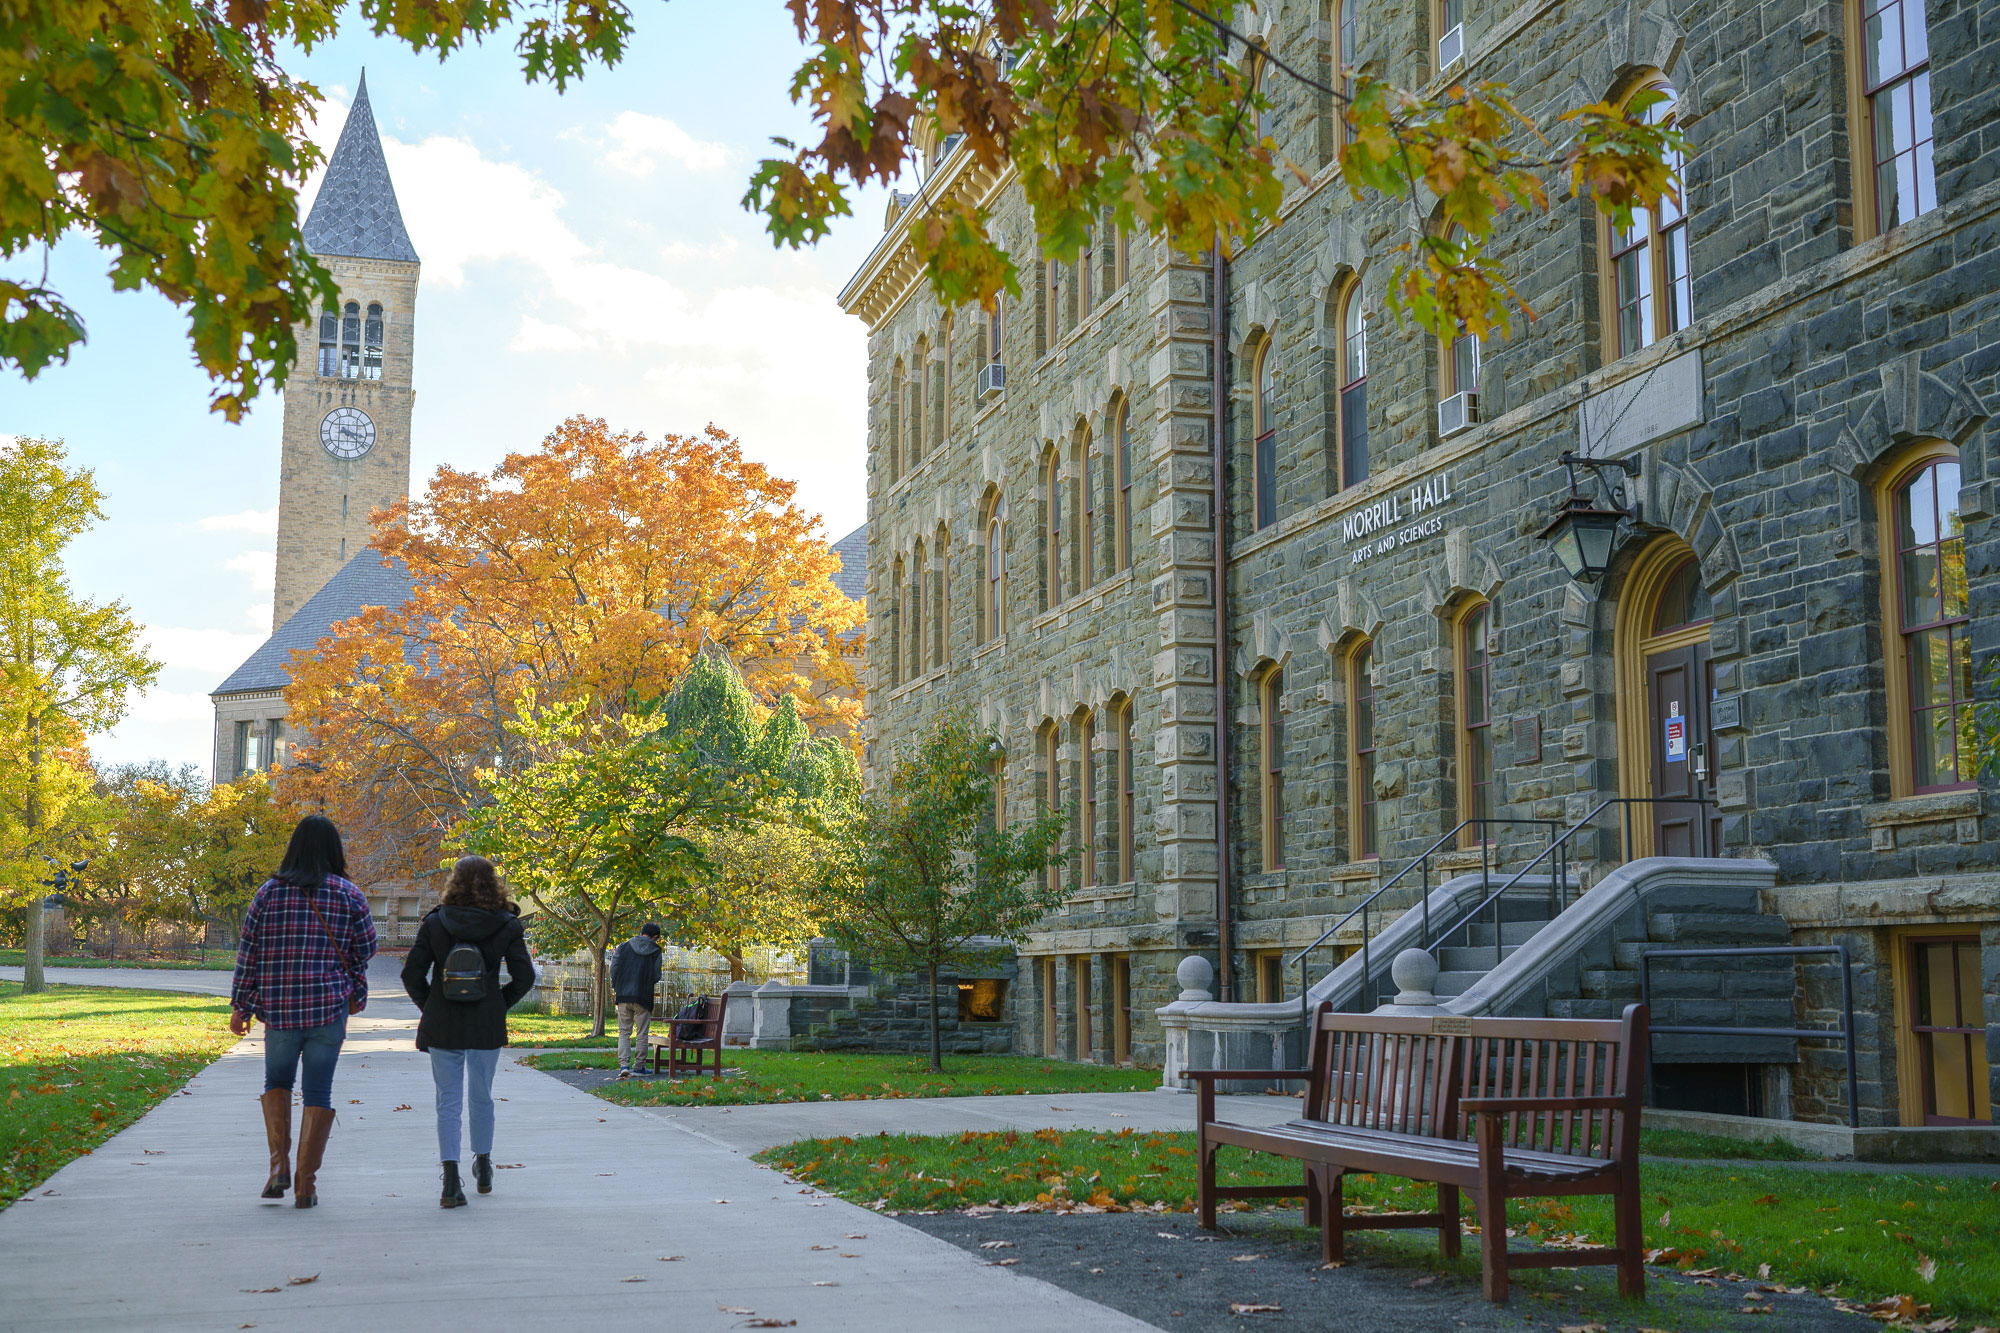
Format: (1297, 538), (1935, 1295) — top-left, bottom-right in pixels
(320, 407), (376, 461)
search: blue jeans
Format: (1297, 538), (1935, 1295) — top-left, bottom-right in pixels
(264, 1015), (347, 1108)
(430, 1048), (500, 1162)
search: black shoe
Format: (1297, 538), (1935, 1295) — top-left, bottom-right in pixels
(472, 1153), (493, 1195)
(440, 1161), (468, 1209)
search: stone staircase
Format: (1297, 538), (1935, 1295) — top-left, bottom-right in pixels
(796, 973), (1016, 1056)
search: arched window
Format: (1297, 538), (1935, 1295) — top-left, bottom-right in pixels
(1080, 430), (1099, 589)
(1881, 447), (1970, 793)
(1349, 640), (1379, 859)
(990, 747), (1008, 831)
(1259, 666), (1286, 871)
(1337, 280), (1369, 490)
(1850, 0), (1936, 237)
(317, 307), (339, 376)
(889, 557), (906, 688)
(1602, 77), (1691, 360)
(1039, 722), (1063, 894)
(363, 303), (385, 380)
(1253, 335), (1278, 530)
(1114, 694), (1136, 883)
(909, 538), (927, 678)
(1336, 0), (1358, 142)
(1456, 601), (1495, 841)
(1044, 259), (1061, 353)
(1042, 446), (1065, 609)
(911, 335), (929, 464)
(1077, 708), (1098, 887)
(1077, 228), (1095, 324)
(340, 301), (362, 378)
(887, 362), (905, 484)
(1114, 397), (1134, 571)
(931, 524), (951, 668)
(979, 494), (1008, 643)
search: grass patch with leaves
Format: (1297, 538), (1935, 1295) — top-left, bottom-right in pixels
(0, 981), (236, 1208)
(505, 1010), (619, 1049)
(1637, 1126), (1826, 1162)
(522, 1047), (1160, 1105)
(757, 1129), (2000, 1323)
(0, 950), (225, 972)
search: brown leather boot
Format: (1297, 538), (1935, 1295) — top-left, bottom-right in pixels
(293, 1107), (335, 1209)
(259, 1089), (292, 1198)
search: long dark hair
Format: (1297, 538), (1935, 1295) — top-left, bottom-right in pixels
(275, 814), (347, 889)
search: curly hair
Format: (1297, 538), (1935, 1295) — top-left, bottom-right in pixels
(440, 855), (511, 913)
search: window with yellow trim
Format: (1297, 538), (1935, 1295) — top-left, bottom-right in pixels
(1077, 708), (1098, 888)
(1602, 77), (1691, 360)
(1253, 335), (1279, 531)
(1349, 640), (1379, 859)
(1850, 0), (1937, 238)
(1336, 278), (1369, 491)
(1456, 600), (1495, 840)
(1259, 665), (1286, 871)
(1881, 448), (1972, 793)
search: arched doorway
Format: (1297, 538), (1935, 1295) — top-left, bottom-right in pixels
(1615, 540), (1719, 858)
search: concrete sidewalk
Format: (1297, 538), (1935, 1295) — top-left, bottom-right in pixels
(0, 983), (1155, 1331)
(0, 964), (235, 997)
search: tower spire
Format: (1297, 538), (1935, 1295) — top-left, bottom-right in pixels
(302, 72), (419, 263)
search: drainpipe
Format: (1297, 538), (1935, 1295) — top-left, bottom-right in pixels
(1210, 240), (1234, 1003)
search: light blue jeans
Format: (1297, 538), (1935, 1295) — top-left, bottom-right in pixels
(430, 1048), (500, 1162)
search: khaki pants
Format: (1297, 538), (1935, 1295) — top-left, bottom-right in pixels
(616, 1003), (653, 1071)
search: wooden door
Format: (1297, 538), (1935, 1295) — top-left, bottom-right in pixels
(1646, 640), (1715, 856)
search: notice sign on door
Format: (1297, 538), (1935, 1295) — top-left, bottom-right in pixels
(1664, 701), (1687, 764)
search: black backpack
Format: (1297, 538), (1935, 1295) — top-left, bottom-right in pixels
(440, 929), (490, 1004)
(672, 995), (710, 1043)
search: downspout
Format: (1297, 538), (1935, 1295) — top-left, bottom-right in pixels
(1210, 240), (1233, 1003)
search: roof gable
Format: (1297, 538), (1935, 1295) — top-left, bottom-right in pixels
(213, 552), (416, 697)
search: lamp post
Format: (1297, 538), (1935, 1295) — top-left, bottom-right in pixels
(1537, 452), (1641, 584)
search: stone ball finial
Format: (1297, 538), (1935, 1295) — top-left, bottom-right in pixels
(1390, 949), (1441, 1007)
(1176, 954), (1215, 1002)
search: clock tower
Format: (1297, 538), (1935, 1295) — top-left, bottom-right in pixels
(271, 72), (419, 630)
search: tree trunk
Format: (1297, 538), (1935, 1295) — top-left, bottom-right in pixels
(727, 950), (745, 983)
(589, 939), (610, 1039)
(926, 962), (943, 1074)
(23, 717), (44, 994)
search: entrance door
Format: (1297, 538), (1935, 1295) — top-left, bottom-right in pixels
(1647, 640), (1714, 856)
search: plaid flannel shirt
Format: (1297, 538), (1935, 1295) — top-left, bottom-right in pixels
(231, 875), (378, 1030)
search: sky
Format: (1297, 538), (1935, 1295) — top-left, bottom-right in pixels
(0, 5), (897, 772)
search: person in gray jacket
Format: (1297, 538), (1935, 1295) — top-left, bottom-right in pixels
(609, 923), (663, 1077)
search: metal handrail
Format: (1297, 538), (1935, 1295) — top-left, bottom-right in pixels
(1639, 945), (1859, 1129)
(1287, 817), (1562, 1033)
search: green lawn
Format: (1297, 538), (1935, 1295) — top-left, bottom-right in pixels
(0, 981), (237, 1208)
(1637, 1125), (1825, 1161)
(505, 1010), (619, 1048)
(522, 1047), (1162, 1106)
(758, 1129), (2000, 1322)
(0, 950), (225, 972)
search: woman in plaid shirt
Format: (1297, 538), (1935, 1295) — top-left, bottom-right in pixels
(229, 815), (378, 1208)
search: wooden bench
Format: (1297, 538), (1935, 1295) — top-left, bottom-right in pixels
(648, 991), (730, 1078)
(1189, 1002), (1648, 1303)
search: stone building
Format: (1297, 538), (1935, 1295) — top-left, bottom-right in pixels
(211, 73), (423, 930)
(839, 0), (1999, 1128)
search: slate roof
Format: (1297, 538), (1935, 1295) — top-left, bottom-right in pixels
(213, 552), (416, 697)
(830, 523), (867, 602)
(302, 72), (420, 264)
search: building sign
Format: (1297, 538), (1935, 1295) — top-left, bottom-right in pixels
(1340, 469), (1456, 566)
(1664, 702), (1687, 763)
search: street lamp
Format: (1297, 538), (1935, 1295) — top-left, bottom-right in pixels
(1538, 451), (1641, 584)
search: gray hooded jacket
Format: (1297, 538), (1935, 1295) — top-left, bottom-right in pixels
(609, 933), (662, 1007)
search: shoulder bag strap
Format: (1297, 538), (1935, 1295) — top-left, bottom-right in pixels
(302, 886), (356, 975)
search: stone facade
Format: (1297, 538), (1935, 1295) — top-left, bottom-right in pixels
(839, 0), (2000, 1126)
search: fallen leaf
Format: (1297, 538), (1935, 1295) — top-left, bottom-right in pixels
(1319, 1261), (1345, 1270)
(241, 1287), (281, 1294)
(714, 1199), (730, 1204)
(1231, 1254), (1265, 1262)
(1230, 1303), (1282, 1314)
(286, 1275), (319, 1287)
(1558, 1325), (1607, 1333)
(1757, 1263), (1771, 1279)
(391, 1104), (411, 1112)
(845, 1234), (867, 1240)
(1157, 1232), (1183, 1241)
(1918, 1254), (1939, 1283)
(743, 1321), (796, 1329)
(1658, 1209), (1672, 1228)
(811, 1281), (838, 1287)
(979, 1241), (1014, 1250)
(987, 1258), (1019, 1267)
(621, 1276), (645, 1283)
(1409, 1275), (1438, 1288)
(659, 1256), (684, 1262)
(718, 1307), (755, 1316)
(1752, 1194), (1779, 1206)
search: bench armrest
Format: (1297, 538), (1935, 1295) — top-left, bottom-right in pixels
(1182, 1069), (1312, 1082)
(1461, 1095), (1628, 1114)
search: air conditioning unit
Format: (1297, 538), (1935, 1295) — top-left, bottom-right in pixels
(1438, 24), (1465, 72)
(978, 361), (1007, 399)
(1438, 391), (1479, 436)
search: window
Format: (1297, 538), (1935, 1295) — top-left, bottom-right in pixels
(908, 538), (927, 678)
(939, 319), (952, 442)
(1457, 602), (1495, 840)
(268, 719), (288, 769)
(1336, 0), (1358, 143)
(235, 721), (260, 777)
(1435, 0), (1466, 70)
(1042, 447), (1065, 608)
(1040, 723), (1063, 895)
(1042, 957), (1059, 1056)
(363, 302), (384, 380)
(987, 299), (1003, 367)
(1445, 325), (1480, 400)
(990, 750), (1008, 831)
(1337, 280), (1369, 490)
(1853, 0), (1936, 236)
(931, 525), (950, 668)
(1250, 50), (1276, 146)
(1077, 228), (1095, 323)
(1115, 696), (1136, 883)
(1074, 955), (1094, 1060)
(911, 336), (929, 464)
(1259, 666), (1286, 871)
(889, 557), (906, 687)
(887, 362), (905, 484)
(1603, 78), (1692, 359)
(1114, 397), (1134, 571)
(1078, 710), (1098, 887)
(1904, 936), (1992, 1124)
(1350, 641), (1379, 859)
(1044, 259), (1061, 352)
(317, 307), (339, 376)
(1884, 451), (1971, 792)
(340, 301), (361, 378)
(1256, 951), (1286, 1004)
(1253, 336), (1278, 531)
(979, 496), (1007, 643)
(1081, 434), (1099, 589)
(1111, 955), (1132, 1064)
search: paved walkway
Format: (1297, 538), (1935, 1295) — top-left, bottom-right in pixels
(1, 964), (234, 996)
(0, 968), (1158, 1331)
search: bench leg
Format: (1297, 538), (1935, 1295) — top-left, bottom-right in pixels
(1303, 1166), (1321, 1228)
(1319, 1170), (1346, 1266)
(1475, 1110), (1509, 1303)
(1613, 1178), (1645, 1299)
(1439, 1184), (1462, 1259)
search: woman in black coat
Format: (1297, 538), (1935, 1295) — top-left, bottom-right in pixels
(401, 856), (534, 1208)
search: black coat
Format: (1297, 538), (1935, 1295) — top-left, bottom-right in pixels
(401, 905), (534, 1052)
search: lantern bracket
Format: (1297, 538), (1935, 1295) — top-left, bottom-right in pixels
(1557, 451), (1642, 523)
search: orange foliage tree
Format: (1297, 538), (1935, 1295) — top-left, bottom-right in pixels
(280, 416), (863, 896)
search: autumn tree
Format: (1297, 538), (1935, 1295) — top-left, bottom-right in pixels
(281, 416), (862, 895)
(6, 3), (1678, 413)
(0, 438), (160, 991)
(817, 714), (1070, 1073)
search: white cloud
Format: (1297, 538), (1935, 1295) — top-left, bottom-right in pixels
(225, 550), (276, 592)
(195, 507), (279, 535)
(120, 688), (217, 726)
(144, 625), (265, 673)
(595, 112), (731, 175)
